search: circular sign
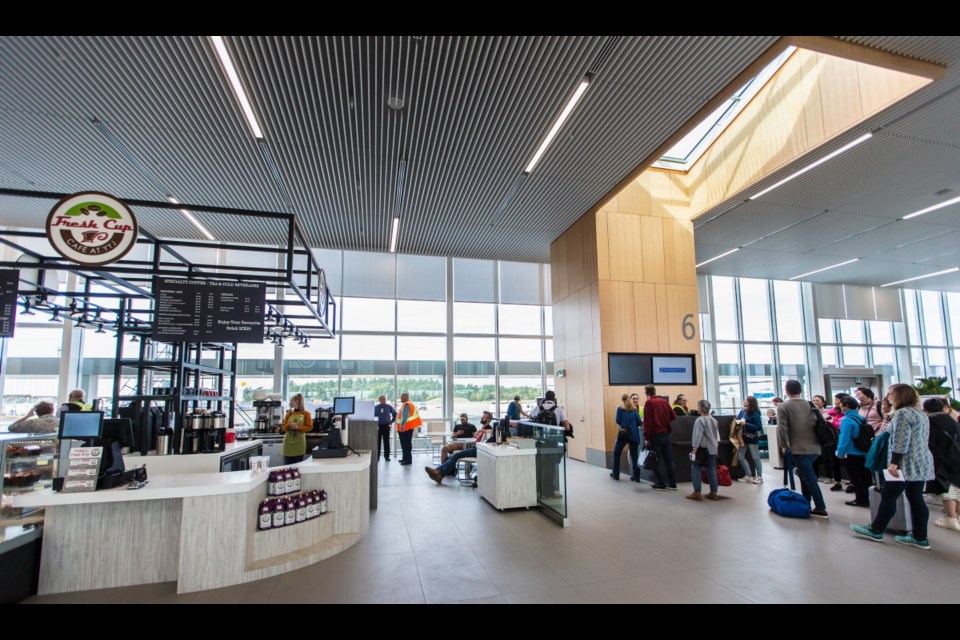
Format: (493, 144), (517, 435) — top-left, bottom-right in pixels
(46, 192), (139, 267)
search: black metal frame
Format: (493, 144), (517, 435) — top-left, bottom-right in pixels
(0, 188), (337, 340)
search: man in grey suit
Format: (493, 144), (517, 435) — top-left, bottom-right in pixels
(777, 379), (829, 519)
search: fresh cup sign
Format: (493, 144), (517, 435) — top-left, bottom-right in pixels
(46, 192), (138, 267)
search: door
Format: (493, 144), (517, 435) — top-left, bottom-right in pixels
(823, 371), (883, 402)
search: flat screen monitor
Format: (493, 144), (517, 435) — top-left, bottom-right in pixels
(608, 354), (653, 385)
(333, 396), (355, 416)
(651, 355), (696, 385)
(58, 411), (104, 440)
(102, 418), (135, 449)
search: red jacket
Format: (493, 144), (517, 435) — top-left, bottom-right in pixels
(642, 396), (675, 439)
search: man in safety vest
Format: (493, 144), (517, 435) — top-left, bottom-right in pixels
(58, 389), (92, 416)
(396, 392), (421, 466)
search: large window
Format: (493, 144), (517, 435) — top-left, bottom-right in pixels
(739, 279), (772, 342)
(773, 281), (804, 342)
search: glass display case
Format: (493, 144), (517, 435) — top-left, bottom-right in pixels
(1, 434), (58, 531)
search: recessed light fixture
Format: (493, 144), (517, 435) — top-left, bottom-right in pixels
(902, 194), (960, 220)
(696, 247), (740, 268)
(524, 75), (592, 174)
(389, 217), (400, 253)
(167, 197), (216, 241)
(881, 267), (960, 288)
(749, 133), (873, 201)
(209, 36), (265, 139)
(788, 258), (860, 281)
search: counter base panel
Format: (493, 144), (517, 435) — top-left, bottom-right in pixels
(39, 499), (181, 595)
(177, 465), (369, 594)
(477, 448), (537, 510)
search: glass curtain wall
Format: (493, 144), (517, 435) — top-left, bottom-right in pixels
(701, 276), (960, 413)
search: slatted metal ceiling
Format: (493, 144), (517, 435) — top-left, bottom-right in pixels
(696, 36), (960, 292)
(0, 35), (778, 264)
(3, 35), (959, 292)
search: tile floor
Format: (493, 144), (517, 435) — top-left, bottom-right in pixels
(22, 455), (960, 604)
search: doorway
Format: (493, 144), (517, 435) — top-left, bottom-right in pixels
(823, 368), (884, 401)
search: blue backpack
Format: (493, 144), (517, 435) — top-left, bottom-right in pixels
(767, 453), (811, 519)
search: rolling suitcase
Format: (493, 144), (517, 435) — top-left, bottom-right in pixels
(868, 472), (912, 534)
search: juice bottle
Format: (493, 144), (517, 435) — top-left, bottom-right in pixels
(284, 497), (296, 526)
(258, 500), (272, 530)
(319, 489), (328, 514)
(305, 492), (315, 519)
(284, 468), (295, 495)
(292, 468), (301, 493)
(272, 498), (285, 528)
(296, 495), (307, 523)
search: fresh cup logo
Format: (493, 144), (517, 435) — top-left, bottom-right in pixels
(46, 192), (138, 267)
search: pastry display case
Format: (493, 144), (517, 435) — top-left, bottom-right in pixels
(1, 434), (58, 530)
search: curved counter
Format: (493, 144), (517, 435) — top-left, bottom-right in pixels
(12, 452), (371, 595)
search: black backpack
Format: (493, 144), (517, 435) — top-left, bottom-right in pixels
(851, 414), (875, 452)
(810, 402), (836, 448)
(535, 406), (558, 426)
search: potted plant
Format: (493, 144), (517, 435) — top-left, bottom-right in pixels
(912, 376), (960, 412)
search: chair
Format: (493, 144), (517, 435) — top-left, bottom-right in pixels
(456, 455), (478, 487)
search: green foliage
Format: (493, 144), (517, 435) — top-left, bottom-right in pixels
(912, 377), (960, 411)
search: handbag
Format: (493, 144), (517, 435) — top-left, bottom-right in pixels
(616, 428), (630, 443)
(642, 448), (659, 470)
(767, 453), (811, 519)
(694, 447), (710, 466)
(701, 464), (733, 487)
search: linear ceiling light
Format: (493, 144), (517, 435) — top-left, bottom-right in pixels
(167, 197), (216, 241)
(209, 36), (265, 139)
(748, 133), (873, 201)
(524, 76), (591, 174)
(881, 267), (959, 288)
(389, 217), (400, 253)
(696, 247), (740, 268)
(788, 258), (860, 281)
(902, 194), (960, 220)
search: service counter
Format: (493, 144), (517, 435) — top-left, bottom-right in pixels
(125, 439), (263, 474)
(12, 451), (371, 595)
(476, 442), (537, 510)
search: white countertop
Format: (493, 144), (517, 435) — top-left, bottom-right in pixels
(12, 451), (371, 508)
(477, 442), (537, 457)
(126, 439), (263, 462)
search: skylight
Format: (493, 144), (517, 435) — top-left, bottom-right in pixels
(653, 46), (796, 171)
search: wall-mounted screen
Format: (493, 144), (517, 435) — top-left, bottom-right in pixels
(651, 356), (696, 385)
(608, 353), (697, 386)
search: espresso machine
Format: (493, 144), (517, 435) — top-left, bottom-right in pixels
(253, 398), (284, 433)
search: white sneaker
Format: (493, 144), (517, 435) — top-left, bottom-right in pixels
(736, 477), (752, 483)
(753, 476), (764, 484)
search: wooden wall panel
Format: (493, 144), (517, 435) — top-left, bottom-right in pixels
(798, 51), (826, 149)
(818, 54), (863, 139)
(553, 297), (567, 361)
(565, 293), (582, 359)
(654, 284), (670, 351)
(640, 216), (665, 284)
(587, 353), (605, 454)
(617, 180), (650, 218)
(856, 60), (930, 119)
(566, 221), (585, 295)
(606, 212), (645, 283)
(554, 233), (569, 301)
(578, 287), (596, 360)
(599, 280), (637, 353)
(563, 355), (587, 462)
(596, 209), (610, 280)
(550, 242), (561, 303)
(672, 220), (697, 286)
(661, 220), (677, 284)
(582, 211), (599, 286)
(632, 282), (660, 352)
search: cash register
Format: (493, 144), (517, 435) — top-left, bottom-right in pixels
(56, 412), (145, 490)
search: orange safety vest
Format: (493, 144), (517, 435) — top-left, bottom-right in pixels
(397, 401), (422, 432)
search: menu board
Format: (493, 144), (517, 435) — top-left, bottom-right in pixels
(0, 269), (19, 338)
(61, 446), (104, 493)
(153, 277), (266, 343)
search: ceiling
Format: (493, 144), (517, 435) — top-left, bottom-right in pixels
(694, 36), (960, 292)
(0, 36), (958, 292)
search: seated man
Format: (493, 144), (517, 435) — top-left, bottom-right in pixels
(8, 401), (59, 434)
(425, 412), (494, 484)
(440, 413), (477, 462)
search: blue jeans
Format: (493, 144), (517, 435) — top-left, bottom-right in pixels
(438, 447), (476, 477)
(612, 438), (639, 479)
(791, 453), (826, 511)
(649, 432), (676, 488)
(738, 443), (762, 477)
(872, 480), (928, 541)
(692, 455), (718, 494)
